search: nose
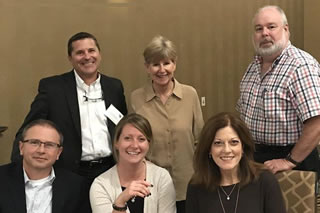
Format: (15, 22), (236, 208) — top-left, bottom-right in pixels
(261, 27), (269, 36)
(131, 139), (139, 148)
(159, 64), (165, 72)
(84, 51), (90, 59)
(222, 143), (231, 152)
(36, 143), (46, 153)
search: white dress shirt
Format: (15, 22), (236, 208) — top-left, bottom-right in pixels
(74, 70), (112, 160)
(24, 168), (55, 213)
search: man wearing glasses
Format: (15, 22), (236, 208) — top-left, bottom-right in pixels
(11, 32), (128, 186)
(0, 119), (90, 213)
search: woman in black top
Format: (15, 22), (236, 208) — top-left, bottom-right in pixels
(186, 112), (286, 213)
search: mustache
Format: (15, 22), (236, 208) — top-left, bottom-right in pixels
(260, 39), (274, 45)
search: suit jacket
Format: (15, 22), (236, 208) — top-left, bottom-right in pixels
(0, 161), (91, 213)
(11, 71), (127, 171)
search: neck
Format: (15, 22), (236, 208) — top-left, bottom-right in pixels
(220, 170), (239, 186)
(152, 79), (174, 96)
(117, 160), (146, 186)
(77, 71), (98, 86)
(23, 164), (52, 180)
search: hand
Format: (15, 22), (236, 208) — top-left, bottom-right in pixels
(114, 180), (152, 206)
(264, 158), (295, 174)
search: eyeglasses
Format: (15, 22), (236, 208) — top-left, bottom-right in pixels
(83, 92), (104, 102)
(22, 139), (62, 150)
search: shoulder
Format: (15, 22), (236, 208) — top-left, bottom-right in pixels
(286, 45), (320, 67)
(100, 73), (123, 85)
(257, 170), (279, 186)
(147, 161), (169, 174)
(146, 161), (172, 182)
(54, 167), (86, 185)
(39, 71), (74, 85)
(92, 165), (118, 187)
(176, 81), (198, 95)
(187, 182), (208, 196)
(131, 87), (145, 97)
(0, 162), (18, 177)
(130, 86), (149, 107)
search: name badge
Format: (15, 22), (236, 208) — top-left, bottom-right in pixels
(104, 104), (124, 125)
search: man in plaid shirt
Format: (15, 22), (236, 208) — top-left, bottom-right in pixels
(237, 5), (320, 174)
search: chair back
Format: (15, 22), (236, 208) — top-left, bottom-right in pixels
(275, 170), (318, 213)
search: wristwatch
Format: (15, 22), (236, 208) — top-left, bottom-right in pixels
(112, 203), (127, 211)
(286, 153), (300, 166)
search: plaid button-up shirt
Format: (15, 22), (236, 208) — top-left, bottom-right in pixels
(237, 43), (320, 146)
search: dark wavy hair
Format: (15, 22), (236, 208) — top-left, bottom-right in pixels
(190, 112), (265, 190)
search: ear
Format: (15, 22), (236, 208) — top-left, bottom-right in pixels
(56, 147), (63, 160)
(19, 141), (24, 156)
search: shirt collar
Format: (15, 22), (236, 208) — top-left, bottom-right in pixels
(144, 78), (183, 102)
(74, 69), (101, 91)
(23, 167), (56, 185)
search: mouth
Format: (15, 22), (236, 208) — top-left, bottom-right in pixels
(126, 151), (140, 155)
(260, 40), (273, 47)
(220, 156), (234, 161)
(33, 157), (47, 161)
(156, 73), (169, 78)
(80, 61), (95, 66)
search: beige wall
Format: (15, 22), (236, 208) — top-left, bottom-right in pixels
(0, 1), (306, 164)
(304, 0), (320, 61)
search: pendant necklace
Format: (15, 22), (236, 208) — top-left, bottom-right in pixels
(220, 183), (237, 200)
(217, 184), (240, 213)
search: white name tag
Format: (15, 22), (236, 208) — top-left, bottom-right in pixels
(104, 104), (124, 125)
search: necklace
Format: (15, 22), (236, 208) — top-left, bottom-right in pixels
(217, 184), (240, 213)
(220, 184), (237, 200)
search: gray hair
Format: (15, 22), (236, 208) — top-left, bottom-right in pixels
(253, 5), (288, 26)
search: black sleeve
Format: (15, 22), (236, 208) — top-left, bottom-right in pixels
(262, 171), (287, 213)
(11, 78), (49, 162)
(186, 183), (199, 213)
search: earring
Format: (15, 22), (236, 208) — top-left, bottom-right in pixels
(208, 153), (212, 159)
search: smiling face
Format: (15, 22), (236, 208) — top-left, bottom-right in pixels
(210, 126), (243, 177)
(115, 124), (149, 165)
(19, 125), (62, 175)
(146, 58), (176, 87)
(68, 38), (101, 84)
(253, 7), (289, 57)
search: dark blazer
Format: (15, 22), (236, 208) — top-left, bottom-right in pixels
(0, 162), (91, 213)
(11, 71), (127, 171)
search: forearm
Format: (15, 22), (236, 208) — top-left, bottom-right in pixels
(290, 116), (320, 163)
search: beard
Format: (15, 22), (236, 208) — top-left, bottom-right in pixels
(253, 33), (288, 57)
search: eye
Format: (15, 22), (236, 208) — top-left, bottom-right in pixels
(123, 136), (132, 141)
(45, 142), (58, 148)
(268, 24), (277, 30)
(230, 140), (240, 146)
(75, 50), (84, 56)
(213, 141), (224, 146)
(29, 140), (40, 146)
(255, 26), (263, 32)
(88, 48), (96, 53)
(152, 63), (159, 67)
(138, 137), (147, 142)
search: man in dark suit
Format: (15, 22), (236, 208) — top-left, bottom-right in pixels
(0, 119), (90, 213)
(11, 32), (127, 184)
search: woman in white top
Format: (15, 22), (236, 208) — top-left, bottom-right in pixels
(90, 113), (176, 213)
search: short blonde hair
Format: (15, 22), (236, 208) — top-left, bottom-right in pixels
(143, 35), (177, 64)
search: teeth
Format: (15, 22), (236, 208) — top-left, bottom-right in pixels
(221, 156), (234, 160)
(127, 151), (139, 155)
